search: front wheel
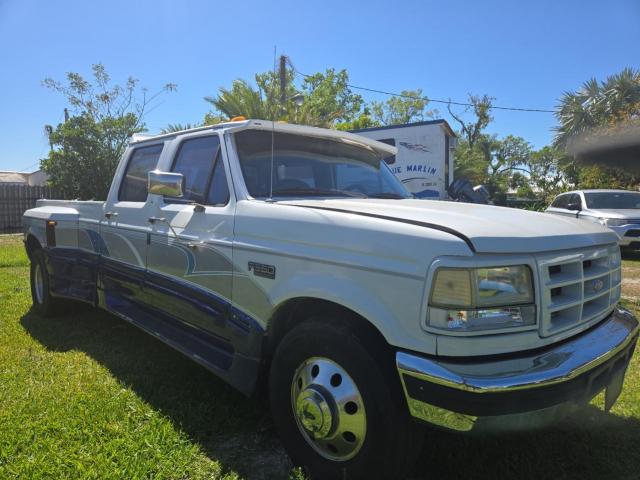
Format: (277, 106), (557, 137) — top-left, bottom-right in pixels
(269, 317), (422, 479)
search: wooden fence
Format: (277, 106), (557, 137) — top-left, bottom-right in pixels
(0, 185), (60, 234)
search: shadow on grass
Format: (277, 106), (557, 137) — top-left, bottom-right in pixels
(409, 396), (640, 479)
(22, 306), (640, 480)
(20, 306), (292, 480)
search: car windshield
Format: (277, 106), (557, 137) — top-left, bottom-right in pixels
(234, 129), (411, 199)
(584, 191), (640, 209)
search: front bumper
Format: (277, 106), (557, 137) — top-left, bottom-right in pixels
(609, 225), (640, 247)
(397, 308), (639, 431)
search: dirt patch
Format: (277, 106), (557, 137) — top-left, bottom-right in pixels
(622, 277), (640, 301)
(0, 233), (22, 245)
(622, 254), (640, 303)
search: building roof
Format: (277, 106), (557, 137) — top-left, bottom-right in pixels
(0, 172), (29, 184)
(349, 119), (457, 137)
(0, 170), (47, 185)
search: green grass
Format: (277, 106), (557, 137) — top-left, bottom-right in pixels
(0, 235), (291, 479)
(0, 234), (639, 479)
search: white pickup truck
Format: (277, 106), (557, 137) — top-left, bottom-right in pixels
(23, 119), (639, 480)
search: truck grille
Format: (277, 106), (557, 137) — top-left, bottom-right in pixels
(538, 245), (621, 337)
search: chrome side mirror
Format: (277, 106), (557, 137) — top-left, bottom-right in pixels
(148, 170), (184, 197)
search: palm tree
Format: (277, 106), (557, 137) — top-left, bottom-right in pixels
(205, 79), (273, 121)
(554, 68), (640, 148)
(203, 68), (362, 128)
(159, 123), (201, 134)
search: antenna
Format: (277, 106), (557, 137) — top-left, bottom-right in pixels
(267, 45), (278, 202)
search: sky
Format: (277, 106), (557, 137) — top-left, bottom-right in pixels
(0, 0), (638, 172)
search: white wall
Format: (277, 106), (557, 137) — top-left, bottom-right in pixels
(354, 122), (454, 199)
(27, 170), (48, 186)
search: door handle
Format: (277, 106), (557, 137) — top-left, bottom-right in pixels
(148, 216), (179, 238)
(186, 241), (204, 250)
(104, 211), (118, 219)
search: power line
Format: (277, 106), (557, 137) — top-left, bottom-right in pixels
(288, 61), (555, 114)
(18, 161), (42, 173)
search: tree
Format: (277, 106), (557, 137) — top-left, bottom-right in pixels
(204, 67), (363, 128)
(160, 123), (201, 134)
(334, 110), (379, 131)
(554, 67), (640, 149)
(449, 94), (498, 191)
(525, 146), (575, 203)
(577, 164), (640, 190)
(41, 114), (139, 199)
(487, 135), (531, 177)
(41, 64), (176, 199)
(481, 135), (530, 202)
(453, 132), (534, 204)
(369, 89), (435, 126)
(448, 94), (494, 150)
(297, 69), (363, 126)
(206, 78), (274, 121)
(448, 94), (501, 196)
(452, 136), (490, 186)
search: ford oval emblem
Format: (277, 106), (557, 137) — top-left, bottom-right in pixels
(593, 279), (604, 292)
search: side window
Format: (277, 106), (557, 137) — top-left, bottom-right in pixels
(119, 144), (164, 202)
(553, 194), (568, 209)
(170, 135), (220, 203)
(206, 156), (230, 206)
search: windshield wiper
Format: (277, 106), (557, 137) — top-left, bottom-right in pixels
(271, 188), (367, 198)
(367, 192), (406, 199)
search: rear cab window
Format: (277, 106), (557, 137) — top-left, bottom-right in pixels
(119, 144), (164, 202)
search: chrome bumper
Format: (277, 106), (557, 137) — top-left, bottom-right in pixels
(397, 307), (639, 431)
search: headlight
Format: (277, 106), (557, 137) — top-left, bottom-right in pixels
(428, 266), (535, 333)
(604, 218), (628, 227)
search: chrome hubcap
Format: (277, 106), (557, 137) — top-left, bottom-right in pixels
(291, 357), (366, 461)
(34, 263), (44, 304)
(297, 388), (333, 437)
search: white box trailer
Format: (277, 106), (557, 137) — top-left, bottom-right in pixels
(351, 120), (457, 199)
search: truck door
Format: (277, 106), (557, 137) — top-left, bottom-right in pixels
(145, 133), (235, 352)
(100, 143), (163, 315)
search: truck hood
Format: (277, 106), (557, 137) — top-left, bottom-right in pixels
(280, 198), (618, 253)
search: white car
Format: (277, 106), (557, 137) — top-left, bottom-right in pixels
(546, 189), (640, 249)
(23, 120), (639, 480)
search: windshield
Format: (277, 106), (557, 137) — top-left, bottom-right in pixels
(584, 191), (640, 209)
(234, 130), (411, 199)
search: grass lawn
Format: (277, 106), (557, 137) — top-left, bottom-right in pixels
(1, 233), (639, 479)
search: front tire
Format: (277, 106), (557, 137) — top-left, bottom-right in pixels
(30, 249), (59, 317)
(269, 317), (422, 480)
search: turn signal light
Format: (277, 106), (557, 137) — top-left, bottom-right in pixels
(46, 220), (57, 247)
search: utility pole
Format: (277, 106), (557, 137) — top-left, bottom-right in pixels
(64, 108), (69, 122)
(279, 55), (287, 107)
